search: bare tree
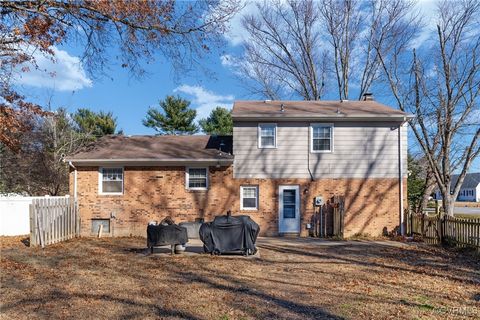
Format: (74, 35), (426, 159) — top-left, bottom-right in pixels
(379, 0), (480, 216)
(239, 0), (327, 100)
(319, 0), (421, 100)
(0, 0), (241, 151)
(236, 0), (419, 101)
(319, 0), (361, 100)
(0, 108), (89, 195)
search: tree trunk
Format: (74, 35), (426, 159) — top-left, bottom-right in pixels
(418, 173), (436, 213)
(443, 195), (455, 217)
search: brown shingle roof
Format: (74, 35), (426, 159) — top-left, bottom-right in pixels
(66, 135), (233, 162)
(232, 100), (413, 120)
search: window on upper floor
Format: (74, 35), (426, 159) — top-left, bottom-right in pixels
(241, 186), (258, 210)
(311, 124), (334, 153)
(99, 167), (124, 194)
(258, 123), (277, 148)
(186, 167), (208, 190)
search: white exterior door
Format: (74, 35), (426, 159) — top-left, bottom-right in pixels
(278, 185), (300, 234)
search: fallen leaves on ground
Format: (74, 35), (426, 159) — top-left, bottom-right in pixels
(0, 236), (478, 320)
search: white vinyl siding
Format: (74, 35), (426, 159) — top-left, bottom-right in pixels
(311, 123), (333, 153)
(240, 186), (258, 210)
(234, 121), (408, 179)
(99, 168), (123, 195)
(258, 123), (276, 148)
(186, 167), (208, 190)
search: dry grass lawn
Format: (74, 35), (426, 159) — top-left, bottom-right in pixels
(1, 236), (479, 320)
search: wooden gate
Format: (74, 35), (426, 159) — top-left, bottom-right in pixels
(312, 195), (345, 238)
(332, 195), (345, 238)
(29, 196), (80, 248)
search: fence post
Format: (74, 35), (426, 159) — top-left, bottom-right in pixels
(36, 200), (45, 249)
(29, 203), (36, 247)
(421, 213), (425, 237)
(438, 213), (444, 245)
(409, 207), (413, 236)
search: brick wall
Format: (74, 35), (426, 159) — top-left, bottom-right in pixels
(70, 166), (404, 238)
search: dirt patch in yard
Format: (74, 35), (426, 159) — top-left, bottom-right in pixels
(1, 236), (479, 320)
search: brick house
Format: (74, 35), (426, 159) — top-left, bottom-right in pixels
(66, 98), (412, 237)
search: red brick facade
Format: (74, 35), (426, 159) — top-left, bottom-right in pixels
(70, 165), (405, 238)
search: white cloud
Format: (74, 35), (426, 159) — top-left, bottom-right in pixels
(13, 46), (92, 91)
(409, 0), (438, 49)
(220, 54), (238, 68)
(224, 0), (258, 46)
(174, 85), (235, 120)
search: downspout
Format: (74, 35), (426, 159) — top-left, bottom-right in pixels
(398, 118), (406, 236)
(307, 125), (314, 182)
(68, 161), (77, 198)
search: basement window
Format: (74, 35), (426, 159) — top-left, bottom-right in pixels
(99, 167), (124, 195)
(91, 219), (110, 234)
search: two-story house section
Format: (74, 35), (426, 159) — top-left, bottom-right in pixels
(66, 97), (413, 238)
(232, 99), (412, 236)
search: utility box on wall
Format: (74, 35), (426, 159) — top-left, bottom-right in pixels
(314, 196), (324, 207)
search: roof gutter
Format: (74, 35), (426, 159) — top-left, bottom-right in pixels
(64, 158), (234, 165)
(232, 114), (415, 122)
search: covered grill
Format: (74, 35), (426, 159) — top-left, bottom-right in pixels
(147, 218), (188, 254)
(199, 214), (260, 255)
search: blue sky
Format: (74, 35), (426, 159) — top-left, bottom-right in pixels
(12, 1), (447, 136)
(12, 43), (245, 135)
(10, 0), (479, 172)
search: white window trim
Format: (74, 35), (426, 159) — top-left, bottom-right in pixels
(310, 123), (334, 153)
(240, 185), (259, 210)
(258, 123), (277, 149)
(98, 167), (124, 195)
(185, 167), (209, 190)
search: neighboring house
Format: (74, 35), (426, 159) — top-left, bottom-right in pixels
(65, 98), (412, 237)
(434, 173), (480, 202)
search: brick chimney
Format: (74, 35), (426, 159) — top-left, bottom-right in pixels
(362, 93), (374, 101)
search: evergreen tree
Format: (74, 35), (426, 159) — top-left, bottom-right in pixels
(407, 154), (427, 212)
(73, 109), (118, 138)
(199, 107), (233, 135)
(143, 95), (198, 135)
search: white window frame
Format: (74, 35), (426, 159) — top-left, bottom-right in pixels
(310, 123), (334, 153)
(185, 167), (209, 190)
(258, 123), (277, 149)
(98, 167), (124, 195)
(240, 185), (259, 210)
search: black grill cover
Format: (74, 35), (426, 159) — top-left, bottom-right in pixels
(199, 215), (260, 254)
(147, 224), (188, 248)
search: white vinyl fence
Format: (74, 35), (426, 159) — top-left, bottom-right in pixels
(0, 196), (63, 236)
(30, 197), (80, 248)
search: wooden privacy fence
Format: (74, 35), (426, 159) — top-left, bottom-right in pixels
(406, 212), (480, 252)
(30, 197), (80, 248)
(311, 195), (345, 238)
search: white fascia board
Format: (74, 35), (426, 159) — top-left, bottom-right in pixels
(65, 158), (233, 166)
